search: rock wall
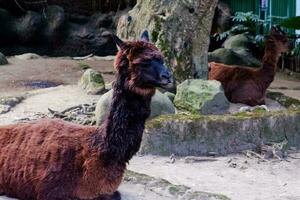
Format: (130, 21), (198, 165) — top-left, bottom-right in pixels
(0, 6), (117, 56)
(0, 0), (136, 15)
(141, 109), (300, 156)
(117, 0), (218, 82)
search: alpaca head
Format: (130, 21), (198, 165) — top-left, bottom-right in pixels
(112, 31), (172, 97)
(269, 26), (290, 54)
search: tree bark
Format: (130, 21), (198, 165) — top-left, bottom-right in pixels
(117, 0), (218, 82)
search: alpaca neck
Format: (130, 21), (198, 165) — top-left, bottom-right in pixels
(259, 39), (281, 86)
(97, 70), (152, 164)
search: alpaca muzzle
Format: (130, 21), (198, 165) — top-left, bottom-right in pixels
(158, 68), (173, 88)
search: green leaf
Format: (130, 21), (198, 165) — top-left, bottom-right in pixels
(280, 16), (300, 30)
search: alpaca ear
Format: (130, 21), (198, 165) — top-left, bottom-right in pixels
(102, 31), (125, 49)
(141, 30), (150, 42)
(112, 34), (125, 49)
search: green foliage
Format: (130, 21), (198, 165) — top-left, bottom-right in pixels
(214, 12), (266, 41)
(292, 45), (300, 56)
(280, 16), (300, 30)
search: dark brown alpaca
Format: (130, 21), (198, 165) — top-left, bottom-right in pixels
(0, 31), (171, 200)
(209, 27), (289, 106)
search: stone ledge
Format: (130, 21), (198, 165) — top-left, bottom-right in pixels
(141, 108), (300, 156)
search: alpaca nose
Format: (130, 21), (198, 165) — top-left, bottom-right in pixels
(160, 70), (171, 80)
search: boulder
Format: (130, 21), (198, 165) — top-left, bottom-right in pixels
(164, 92), (175, 102)
(151, 90), (176, 118)
(209, 33), (261, 68)
(14, 11), (43, 44)
(0, 52), (8, 65)
(208, 48), (261, 67)
(79, 69), (105, 95)
(223, 33), (253, 49)
(15, 53), (41, 60)
(174, 79), (229, 115)
(117, 0), (218, 82)
(233, 48), (261, 67)
(0, 8), (15, 45)
(0, 7), (117, 57)
(44, 5), (66, 41)
(95, 89), (175, 125)
(89, 12), (114, 29)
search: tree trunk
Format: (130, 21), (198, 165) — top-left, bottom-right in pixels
(117, 0), (218, 82)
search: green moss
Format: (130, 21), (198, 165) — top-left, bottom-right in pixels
(151, 16), (162, 43)
(146, 108), (300, 129)
(124, 170), (231, 200)
(267, 91), (300, 108)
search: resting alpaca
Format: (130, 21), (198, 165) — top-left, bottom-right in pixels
(0, 31), (171, 200)
(209, 27), (289, 106)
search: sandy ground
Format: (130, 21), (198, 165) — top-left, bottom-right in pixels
(270, 73), (300, 100)
(0, 56), (300, 200)
(0, 85), (100, 125)
(128, 155), (300, 200)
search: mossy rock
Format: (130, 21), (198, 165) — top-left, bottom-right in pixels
(164, 92), (175, 102)
(95, 89), (175, 125)
(78, 69), (105, 95)
(78, 62), (91, 70)
(0, 52), (8, 65)
(142, 108), (300, 156)
(267, 91), (300, 108)
(174, 79), (229, 115)
(123, 170), (231, 200)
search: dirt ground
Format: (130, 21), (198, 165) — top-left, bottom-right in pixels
(0, 56), (300, 200)
(1, 56), (299, 99)
(0, 56), (115, 96)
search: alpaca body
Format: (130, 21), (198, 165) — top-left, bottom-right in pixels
(0, 119), (123, 200)
(209, 27), (289, 106)
(0, 77), (151, 200)
(209, 62), (266, 106)
(0, 32), (171, 200)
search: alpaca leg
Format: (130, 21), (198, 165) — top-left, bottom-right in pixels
(0, 186), (4, 195)
(95, 191), (121, 200)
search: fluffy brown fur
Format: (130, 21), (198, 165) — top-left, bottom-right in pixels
(0, 36), (166, 200)
(208, 27), (289, 106)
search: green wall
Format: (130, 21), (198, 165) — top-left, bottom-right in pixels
(223, 0), (296, 19)
(223, 0), (296, 33)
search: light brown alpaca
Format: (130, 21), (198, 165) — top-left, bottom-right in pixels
(0, 31), (172, 200)
(209, 27), (289, 106)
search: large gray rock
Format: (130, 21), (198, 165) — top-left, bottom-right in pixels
(174, 79), (229, 115)
(209, 33), (261, 68)
(223, 33), (252, 49)
(44, 5), (66, 41)
(95, 89), (175, 125)
(117, 0), (218, 82)
(208, 48), (261, 67)
(14, 11), (43, 43)
(78, 69), (105, 95)
(0, 52), (8, 65)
